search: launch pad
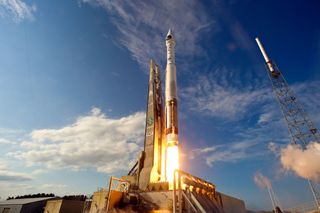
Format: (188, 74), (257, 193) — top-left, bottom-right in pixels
(93, 30), (246, 213)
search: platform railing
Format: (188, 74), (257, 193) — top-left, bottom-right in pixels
(105, 176), (130, 211)
(173, 169), (217, 213)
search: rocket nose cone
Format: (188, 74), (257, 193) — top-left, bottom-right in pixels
(166, 29), (173, 40)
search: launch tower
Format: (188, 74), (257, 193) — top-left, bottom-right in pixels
(256, 37), (320, 210)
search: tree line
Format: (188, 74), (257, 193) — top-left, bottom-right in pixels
(7, 193), (87, 201)
(7, 193), (55, 200)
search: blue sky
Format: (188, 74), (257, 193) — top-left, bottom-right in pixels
(0, 0), (319, 211)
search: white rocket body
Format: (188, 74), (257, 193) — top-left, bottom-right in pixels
(164, 29), (179, 183)
(165, 29), (178, 144)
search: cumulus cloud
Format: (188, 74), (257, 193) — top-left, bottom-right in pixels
(81, 0), (213, 68)
(280, 142), (320, 182)
(11, 108), (145, 174)
(0, 0), (36, 22)
(253, 172), (271, 189)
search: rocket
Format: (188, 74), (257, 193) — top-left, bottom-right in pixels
(165, 29), (179, 182)
(165, 29), (178, 143)
(137, 29), (179, 189)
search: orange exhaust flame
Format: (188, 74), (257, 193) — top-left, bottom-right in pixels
(166, 144), (179, 184)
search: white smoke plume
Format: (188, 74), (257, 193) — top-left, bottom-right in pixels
(254, 172), (271, 189)
(280, 142), (320, 182)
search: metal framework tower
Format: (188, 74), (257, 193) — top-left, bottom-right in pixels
(255, 37), (320, 210)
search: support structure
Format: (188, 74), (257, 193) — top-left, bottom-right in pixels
(139, 59), (165, 190)
(266, 182), (282, 212)
(106, 177), (130, 211)
(173, 169), (224, 213)
(256, 37), (320, 210)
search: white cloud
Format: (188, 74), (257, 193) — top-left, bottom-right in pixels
(258, 80), (320, 127)
(293, 80), (320, 126)
(253, 172), (271, 189)
(0, 182), (33, 199)
(0, 182), (70, 199)
(258, 80), (320, 182)
(0, 161), (73, 199)
(0, 127), (24, 135)
(0, 0), (36, 22)
(268, 142), (280, 154)
(229, 21), (254, 51)
(81, 0), (213, 68)
(189, 146), (217, 160)
(191, 140), (263, 167)
(280, 142), (320, 182)
(0, 170), (32, 181)
(0, 160), (34, 182)
(185, 74), (320, 169)
(11, 108), (145, 174)
(0, 138), (14, 145)
(180, 69), (270, 120)
(31, 169), (48, 176)
(258, 111), (274, 125)
(0, 161), (6, 170)
(40, 183), (67, 190)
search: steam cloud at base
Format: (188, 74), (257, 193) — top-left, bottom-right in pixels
(280, 142), (320, 182)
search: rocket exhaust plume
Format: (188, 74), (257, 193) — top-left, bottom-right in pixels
(280, 142), (320, 182)
(166, 144), (179, 183)
(165, 29), (179, 184)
